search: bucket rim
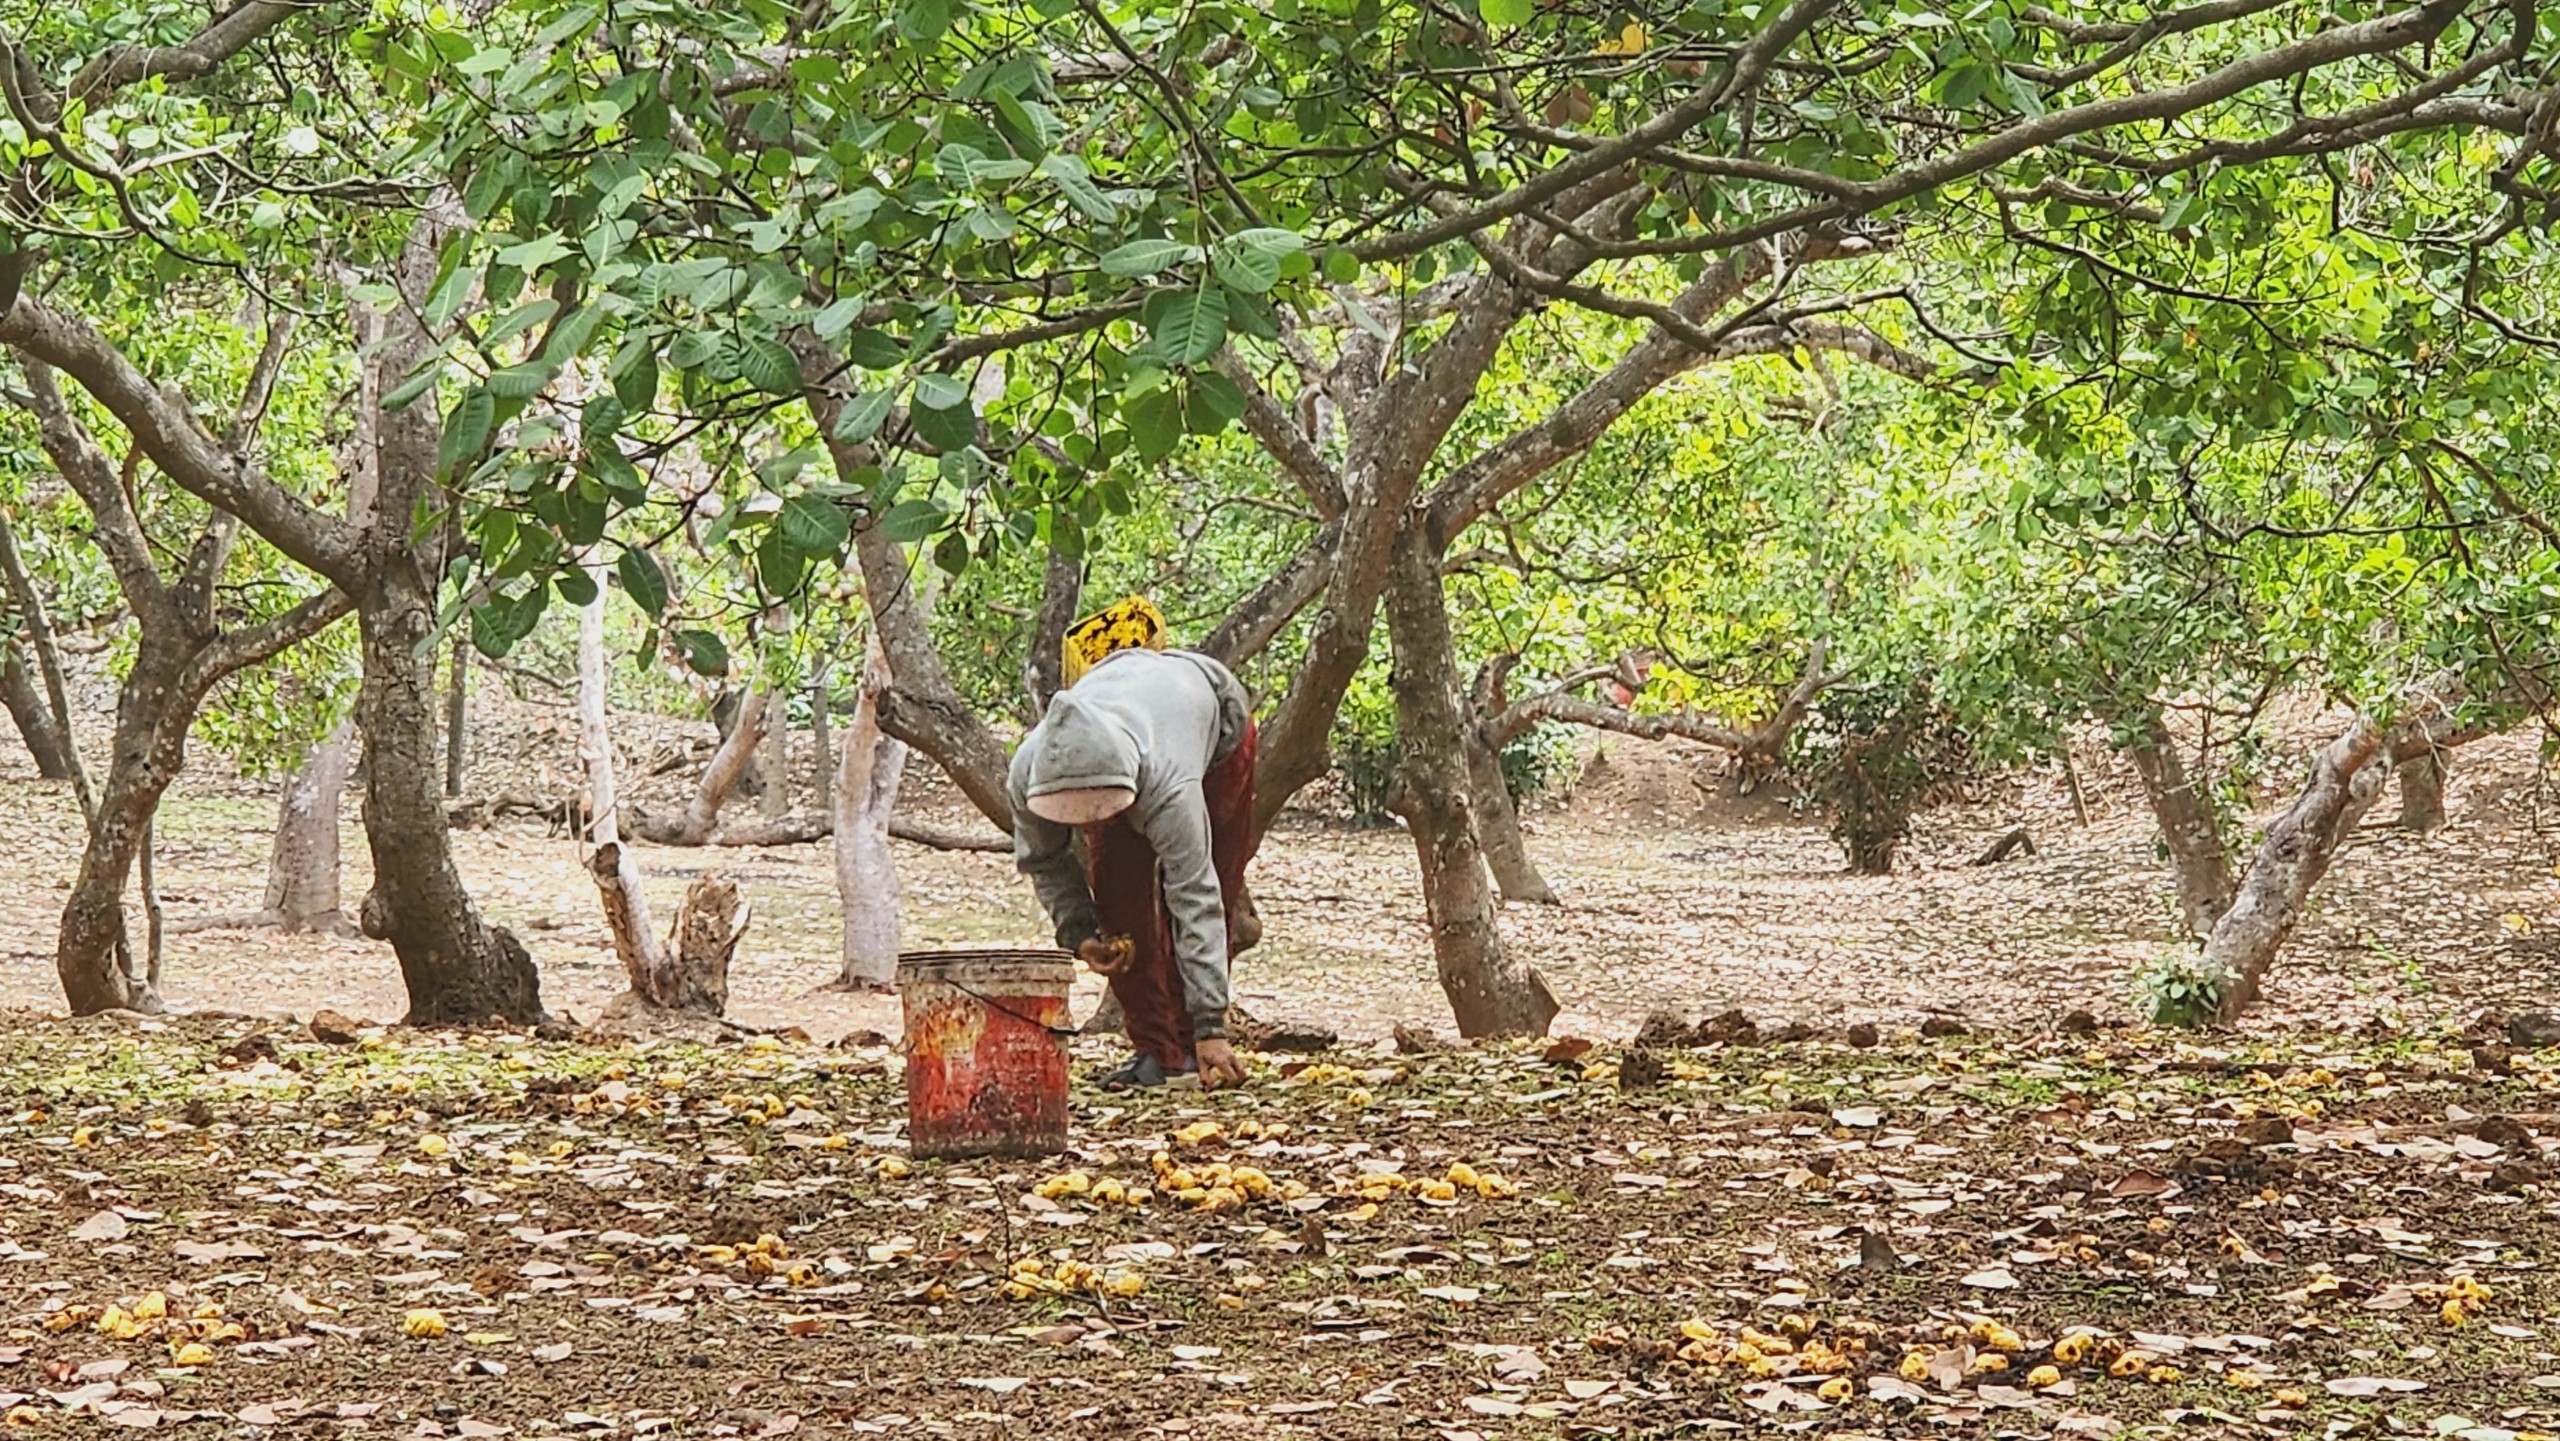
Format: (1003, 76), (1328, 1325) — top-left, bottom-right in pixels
(897, 946), (1076, 967)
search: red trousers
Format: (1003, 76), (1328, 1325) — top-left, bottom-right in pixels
(1086, 721), (1258, 1070)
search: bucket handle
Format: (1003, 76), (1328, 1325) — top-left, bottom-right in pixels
(927, 976), (1081, 1041)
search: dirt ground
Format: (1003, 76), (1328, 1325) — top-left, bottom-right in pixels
(0, 1014), (2555, 1438)
(0, 690), (2555, 1040)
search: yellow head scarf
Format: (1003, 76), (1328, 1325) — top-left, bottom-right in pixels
(1060, 596), (1167, 688)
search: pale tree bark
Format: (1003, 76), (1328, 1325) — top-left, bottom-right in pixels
(2123, 715), (2237, 937)
(1464, 712), (1557, 904)
(630, 685), (771, 844)
(172, 722), (356, 936)
(444, 636), (469, 797)
(1383, 532), (1559, 1038)
(265, 726), (353, 931)
(577, 551), (747, 1028)
(1, 642), (73, 779)
(833, 637), (907, 992)
(1463, 653), (1557, 904)
(2208, 675), (2471, 1022)
(810, 657), (833, 813)
(757, 606), (791, 818)
(758, 696), (790, 818)
(577, 550), (661, 995)
(2397, 749), (2448, 832)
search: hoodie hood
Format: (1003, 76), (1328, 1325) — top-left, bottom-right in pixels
(1025, 689), (1143, 798)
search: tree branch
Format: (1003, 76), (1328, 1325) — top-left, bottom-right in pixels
(65, 1), (319, 104)
(181, 586), (353, 696)
(0, 293), (357, 583)
(1491, 640), (1840, 755)
(1212, 346), (1343, 517)
(10, 359), (166, 615)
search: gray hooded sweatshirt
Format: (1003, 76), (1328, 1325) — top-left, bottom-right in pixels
(1009, 648), (1252, 1041)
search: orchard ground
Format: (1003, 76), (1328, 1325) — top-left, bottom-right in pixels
(0, 694), (2554, 1040)
(4, 704), (2560, 1436)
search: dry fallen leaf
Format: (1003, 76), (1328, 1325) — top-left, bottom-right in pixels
(2325, 1377), (2428, 1397)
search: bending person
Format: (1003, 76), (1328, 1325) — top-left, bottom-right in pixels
(1009, 598), (1258, 1089)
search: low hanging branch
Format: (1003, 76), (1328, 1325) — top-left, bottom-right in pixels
(1488, 640), (1844, 760)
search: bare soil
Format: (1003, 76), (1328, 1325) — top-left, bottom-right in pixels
(2, 690), (2554, 1043)
(0, 1014), (2554, 1438)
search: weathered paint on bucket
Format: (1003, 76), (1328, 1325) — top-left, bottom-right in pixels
(897, 948), (1075, 1160)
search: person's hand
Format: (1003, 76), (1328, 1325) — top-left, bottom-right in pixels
(1194, 1038), (1247, 1090)
(1078, 935), (1134, 977)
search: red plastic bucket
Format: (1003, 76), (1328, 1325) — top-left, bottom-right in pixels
(897, 948), (1075, 1160)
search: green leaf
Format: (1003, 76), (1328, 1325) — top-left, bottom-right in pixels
(896, 0), (957, 41)
(933, 529), (971, 576)
(912, 397), (978, 453)
(813, 295), (866, 339)
(542, 305), (605, 364)
(757, 526), (810, 595)
(1144, 288), (1229, 365)
(382, 362), (446, 413)
(877, 497), (945, 543)
(846, 328), (903, 369)
(1125, 387), (1183, 459)
(913, 372), (971, 410)
(438, 390), (496, 478)
(1039, 155), (1117, 222)
(487, 360), (559, 400)
(1321, 247), (1362, 285)
(612, 340), (659, 411)
(616, 547), (668, 616)
(778, 493), (851, 554)
(739, 336), (803, 395)
(495, 234), (574, 270)
(485, 297), (561, 348)
(1100, 238), (1196, 279)
(832, 389), (897, 442)
(1479, 0), (1532, 26)
(1214, 228), (1305, 296)
(674, 629), (730, 678)
(555, 567), (600, 607)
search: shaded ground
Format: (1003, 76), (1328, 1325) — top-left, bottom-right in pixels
(0, 1015), (2556, 1438)
(0, 695), (2555, 1041)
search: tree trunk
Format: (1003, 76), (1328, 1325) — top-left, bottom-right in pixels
(631, 687), (771, 844)
(444, 636), (469, 797)
(2204, 719), (2393, 1023)
(2397, 749), (2448, 833)
(1465, 720), (1558, 905)
(139, 817), (166, 993)
(811, 659), (833, 813)
(833, 638), (907, 992)
(1024, 544), (1082, 719)
(353, 221), (544, 1028)
(356, 577), (546, 1025)
(2204, 675), (2473, 1023)
(52, 640), (198, 1015)
(590, 856), (746, 1035)
(576, 550), (672, 1007)
(1, 643), (73, 780)
(1383, 532), (1559, 1038)
(0, 514), (98, 819)
(2125, 718), (2237, 937)
(262, 725), (352, 931)
(758, 691), (790, 819)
